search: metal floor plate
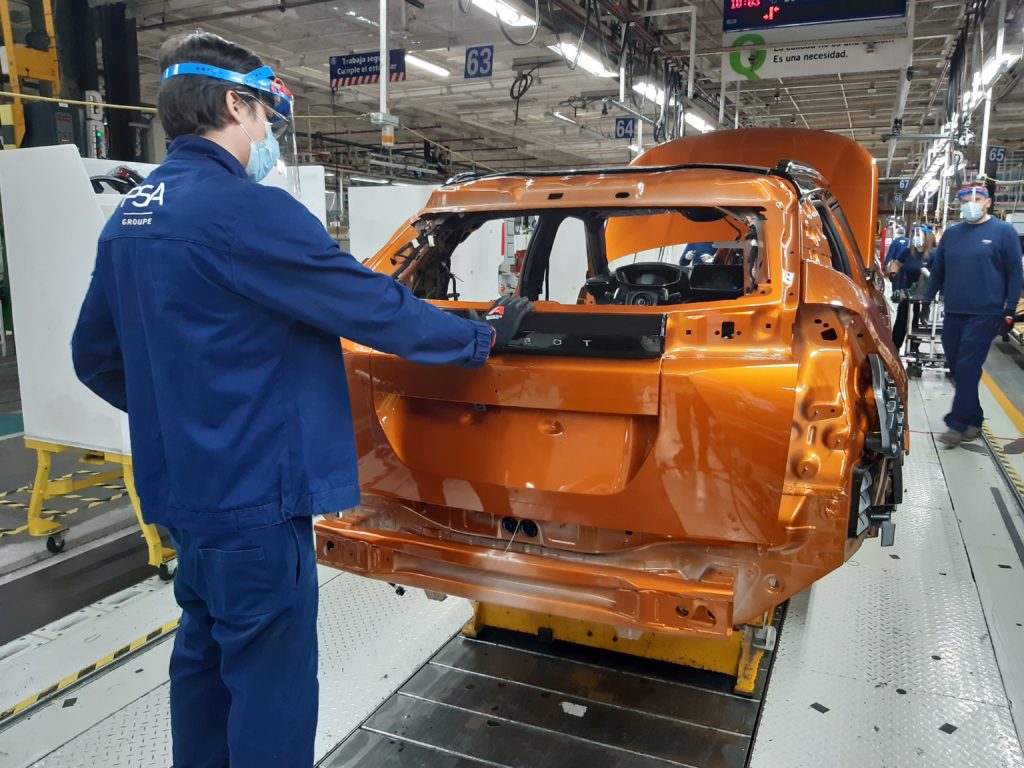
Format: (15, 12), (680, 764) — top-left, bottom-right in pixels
(10, 571), (472, 767)
(750, 378), (1024, 767)
(321, 624), (776, 768)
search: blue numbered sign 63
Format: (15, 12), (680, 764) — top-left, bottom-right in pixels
(464, 45), (494, 79)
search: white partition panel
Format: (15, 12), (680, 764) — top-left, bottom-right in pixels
(0, 145), (327, 455)
(0, 146), (143, 453)
(348, 184), (504, 300)
(348, 184), (436, 262)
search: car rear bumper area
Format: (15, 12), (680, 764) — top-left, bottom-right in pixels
(315, 512), (737, 639)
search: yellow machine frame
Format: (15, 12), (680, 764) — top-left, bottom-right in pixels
(464, 603), (776, 695)
(24, 439), (176, 578)
(0, 0), (61, 146)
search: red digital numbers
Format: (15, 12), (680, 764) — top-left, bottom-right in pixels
(730, 0), (762, 10)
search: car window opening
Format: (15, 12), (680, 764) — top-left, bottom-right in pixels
(390, 207), (768, 308)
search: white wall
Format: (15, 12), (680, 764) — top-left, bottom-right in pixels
(0, 145), (326, 455)
(348, 184), (437, 262)
(348, 184), (505, 301)
(546, 217), (588, 304)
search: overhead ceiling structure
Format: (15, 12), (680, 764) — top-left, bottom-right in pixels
(12, 1), (1024, 183)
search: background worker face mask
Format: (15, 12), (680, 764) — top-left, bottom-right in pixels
(912, 233), (924, 248)
(960, 201), (985, 223)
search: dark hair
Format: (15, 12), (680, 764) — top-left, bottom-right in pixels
(157, 31), (263, 139)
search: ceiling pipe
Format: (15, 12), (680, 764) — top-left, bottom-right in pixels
(136, 0), (330, 30)
(979, 0), (1007, 179)
(886, 0), (917, 177)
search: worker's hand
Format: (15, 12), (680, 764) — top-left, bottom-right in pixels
(473, 296), (534, 351)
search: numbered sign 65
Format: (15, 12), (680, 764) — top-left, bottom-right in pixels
(614, 117), (637, 140)
(464, 45), (494, 79)
(988, 146), (1007, 165)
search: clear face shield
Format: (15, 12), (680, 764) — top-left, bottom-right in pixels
(162, 62), (301, 196)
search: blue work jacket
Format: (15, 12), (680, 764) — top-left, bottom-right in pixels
(72, 135), (493, 532)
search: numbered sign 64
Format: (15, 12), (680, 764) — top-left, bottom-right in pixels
(464, 45), (494, 79)
(614, 117), (637, 140)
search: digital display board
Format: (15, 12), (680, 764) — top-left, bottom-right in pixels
(723, 0), (907, 32)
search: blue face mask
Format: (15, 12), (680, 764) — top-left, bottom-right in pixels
(912, 235), (924, 249)
(961, 201), (985, 223)
(241, 120), (280, 182)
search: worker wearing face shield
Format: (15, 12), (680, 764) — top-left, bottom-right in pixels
(70, 30), (531, 768)
(924, 185), (1023, 447)
(887, 224), (937, 348)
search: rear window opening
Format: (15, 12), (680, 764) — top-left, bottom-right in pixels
(389, 207), (769, 309)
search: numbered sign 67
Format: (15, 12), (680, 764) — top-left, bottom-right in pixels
(464, 45), (494, 79)
(614, 117), (637, 140)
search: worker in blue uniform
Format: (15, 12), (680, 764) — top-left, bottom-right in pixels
(884, 225), (910, 281)
(887, 224), (936, 348)
(925, 185), (1023, 447)
(70, 31), (531, 768)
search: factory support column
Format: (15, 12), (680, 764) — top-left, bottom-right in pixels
(98, 2), (143, 161)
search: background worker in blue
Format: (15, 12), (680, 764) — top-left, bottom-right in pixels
(887, 224), (936, 349)
(884, 224), (909, 277)
(925, 185), (1023, 447)
(70, 31), (531, 768)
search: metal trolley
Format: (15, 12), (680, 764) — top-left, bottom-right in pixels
(903, 297), (945, 378)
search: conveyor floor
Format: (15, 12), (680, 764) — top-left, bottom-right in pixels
(320, 618), (780, 768)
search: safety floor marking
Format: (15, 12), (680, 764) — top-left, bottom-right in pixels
(983, 424), (1024, 499)
(0, 471), (128, 538)
(0, 618), (180, 724)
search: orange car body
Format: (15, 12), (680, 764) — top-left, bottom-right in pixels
(315, 128), (908, 639)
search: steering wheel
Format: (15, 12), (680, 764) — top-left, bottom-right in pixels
(586, 263), (688, 306)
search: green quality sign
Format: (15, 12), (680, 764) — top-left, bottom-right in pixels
(723, 33), (910, 83)
(729, 33), (767, 81)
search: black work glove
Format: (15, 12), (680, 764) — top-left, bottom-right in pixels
(469, 295), (534, 351)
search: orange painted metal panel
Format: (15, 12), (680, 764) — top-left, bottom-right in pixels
(318, 128), (904, 639)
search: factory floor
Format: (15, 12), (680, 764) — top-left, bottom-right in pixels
(0, 337), (1022, 766)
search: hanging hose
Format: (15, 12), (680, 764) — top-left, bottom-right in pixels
(497, 0), (542, 46)
(509, 64), (544, 124)
(545, 0), (592, 70)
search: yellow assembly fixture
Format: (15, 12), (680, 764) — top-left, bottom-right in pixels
(464, 603), (777, 695)
(0, 0), (62, 146)
(23, 439), (176, 579)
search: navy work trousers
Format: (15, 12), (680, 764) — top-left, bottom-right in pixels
(941, 312), (1002, 433)
(167, 516), (318, 767)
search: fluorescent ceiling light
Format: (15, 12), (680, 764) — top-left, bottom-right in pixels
(406, 53), (450, 78)
(980, 52), (1020, 87)
(472, 0), (534, 26)
(684, 111), (714, 133)
(546, 110), (577, 125)
(350, 175), (390, 184)
(547, 41), (616, 78)
(633, 80), (671, 107)
(344, 9), (378, 26)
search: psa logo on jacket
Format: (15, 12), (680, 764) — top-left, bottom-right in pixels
(119, 182), (166, 226)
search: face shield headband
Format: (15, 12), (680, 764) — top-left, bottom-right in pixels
(161, 63), (294, 125)
(162, 62), (302, 193)
(956, 186), (989, 202)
